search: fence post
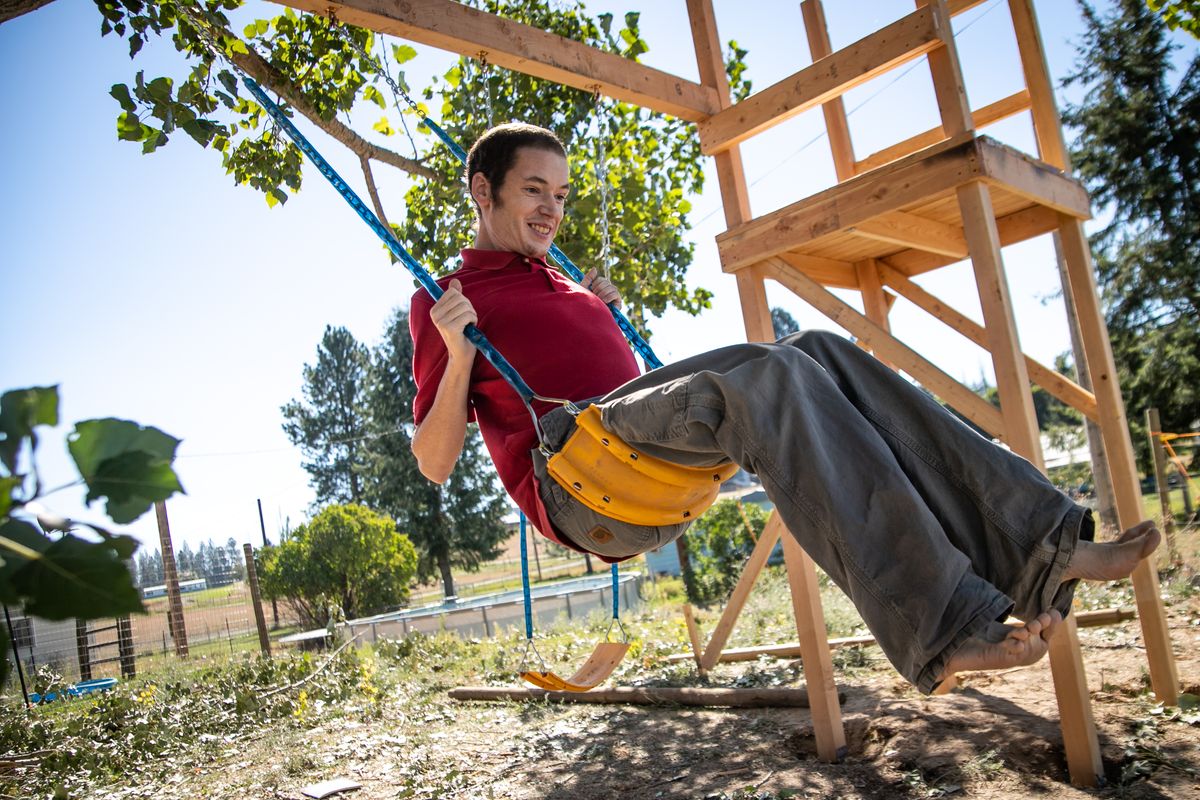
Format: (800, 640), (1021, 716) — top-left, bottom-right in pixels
(75, 619), (92, 682)
(564, 594), (573, 620)
(1146, 408), (1178, 562)
(155, 501), (189, 657)
(243, 544), (272, 657)
(117, 615), (136, 678)
(481, 606), (491, 638)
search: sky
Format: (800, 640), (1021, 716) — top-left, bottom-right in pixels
(1, 0), (1194, 556)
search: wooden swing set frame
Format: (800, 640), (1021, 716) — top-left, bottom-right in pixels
(266, 0), (1180, 786)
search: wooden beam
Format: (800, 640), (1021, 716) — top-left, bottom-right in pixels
(848, 210), (968, 259)
(978, 143), (1091, 218)
(1008, 0), (1070, 169)
(717, 133), (978, 272)
(956, 180), (1043, 466)
(883, 203), (1061, 276)
(801, 0), (857, 182)
(855, 259), (896, 370)
(682, 604), (705, 673)
(856, 89), (1031, 173)
(1048, 616), (1103, 787)
(920, 0), (973, 137)
(698, 515), (783, 670)
(449, 685), (842, 708)
(664, 607), (1136, 664)
(1057, 216), (1179, 704)
(877, 262), (1100, 421)
(698, 5), (945, 154)
(271, 0), (720, 121)
(781, 529), (847, 761)
(760, 257), (1007, 437)
(773, 251), (858, 289)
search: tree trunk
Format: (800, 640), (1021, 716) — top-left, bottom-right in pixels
(438, 551), (455, 599)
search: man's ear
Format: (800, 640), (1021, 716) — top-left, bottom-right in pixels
(470, 172), (492, 210)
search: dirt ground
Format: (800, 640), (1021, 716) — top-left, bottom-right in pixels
(197, 587), (1200, 800)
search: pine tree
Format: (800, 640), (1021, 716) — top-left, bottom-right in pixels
(282, 326), (372, 505)
(1063, 0), (1200, 458)
(364, 308), (508, 598)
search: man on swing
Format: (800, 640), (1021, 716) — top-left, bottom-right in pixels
(409, 122), (1160, 694)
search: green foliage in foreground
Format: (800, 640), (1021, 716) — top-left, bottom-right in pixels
(257, 504), (418, 628)
(0, 648), (382, 799)
(0, 386), (183, 688)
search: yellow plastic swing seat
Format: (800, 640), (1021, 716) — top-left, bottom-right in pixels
(520, 641), (630, 692)
(547, 405), (739, 526)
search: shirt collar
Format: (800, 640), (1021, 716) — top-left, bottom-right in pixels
(460, 248), (551, 271)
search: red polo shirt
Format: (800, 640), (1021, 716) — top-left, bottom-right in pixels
(410, 248), (641, 555)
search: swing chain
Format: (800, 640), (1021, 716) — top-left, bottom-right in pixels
(518, 636), (550, 678)
(477, 51), (496, 128)
(591, 86), (613, 281)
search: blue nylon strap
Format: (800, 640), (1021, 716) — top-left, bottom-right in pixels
(418, 116), (662, 370)
(610, 563), (619, 620)
(519, 512), (534, 639)
(243, 78), (539, 404)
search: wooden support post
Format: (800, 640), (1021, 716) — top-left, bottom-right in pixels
(801, 0), (857, 181)
(854, 258), (895, 370)
(682, 604), (706, 674)
(154, 501), (189, 657)
(1145, 408), (1178, 558)
(780, 530), (847, 761)
(75, 619), (92, 682)
(117, 616), (136, 679)
(687, 0), (773, 344)
(243, 543), (271, 657)
(1057, 217), (1178, 705)
(1007, 0), (1069, 170)
(955, 181), (1042, 464)
(699, 515), (783, 670)
(1047, 615), (1103, 786)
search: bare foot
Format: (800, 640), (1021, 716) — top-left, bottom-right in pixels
(1063, 520), (1161, 582)
(939, 610), (1063, 681)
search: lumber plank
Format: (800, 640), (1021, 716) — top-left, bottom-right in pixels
(682, 604), (705, 673)
(1008, 0), (1069, 169)
(1057, 216), (1179, 704)
(956, 180), (1043, 466)
(855, 259), (896, 370)
(876, 262), (1100, 421)
(698, 5), (944, 154)
(272, 0), (719, 121)
(801, 0), (857, 181)
(883, 203), (1060, 276)
(448, 685), (844, 707)
(978, 143), (1091, 218)
(717, 134), (980, 272)
(777, 252), (859, 289)
(920, 0), (973, 137)
(664, 607), (1136, 664)
(848, 211), (968, 259)
(699, 515), (783, 670)
(781, 531), (847, 760)
(760, 257), (1008, 437)
(856, 89), (1031, 173)
(1048, 615), (1104, 787)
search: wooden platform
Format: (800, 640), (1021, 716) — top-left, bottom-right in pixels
(715, 134), (1091, 288)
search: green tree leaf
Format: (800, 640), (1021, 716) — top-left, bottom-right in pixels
(109, 83), (136, 113)
(0, 518), (51, 604)
(67, 418), (183, 524)
(373, 116), (394, 136)
(0, 386), (59, 474)
(392, 43), (417, 64)
(9, 531), (144, 620)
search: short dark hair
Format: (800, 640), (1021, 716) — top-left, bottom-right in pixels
(465, 123), (567, 206)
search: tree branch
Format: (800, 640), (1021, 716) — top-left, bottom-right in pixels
(360, 155), (392, 234)
(226, 43), (436, 180)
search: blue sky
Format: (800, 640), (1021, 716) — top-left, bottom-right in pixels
(1, 0), (1192, 555)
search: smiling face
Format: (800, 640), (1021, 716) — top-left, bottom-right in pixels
(471, 146), (570, 258)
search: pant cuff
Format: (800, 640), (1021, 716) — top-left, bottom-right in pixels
(1043, 505), (1095, 619)
(916, 591), (1015, 695)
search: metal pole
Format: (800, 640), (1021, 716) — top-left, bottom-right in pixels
(3, 605), (31, 710)
(257, 499), (279, 629)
